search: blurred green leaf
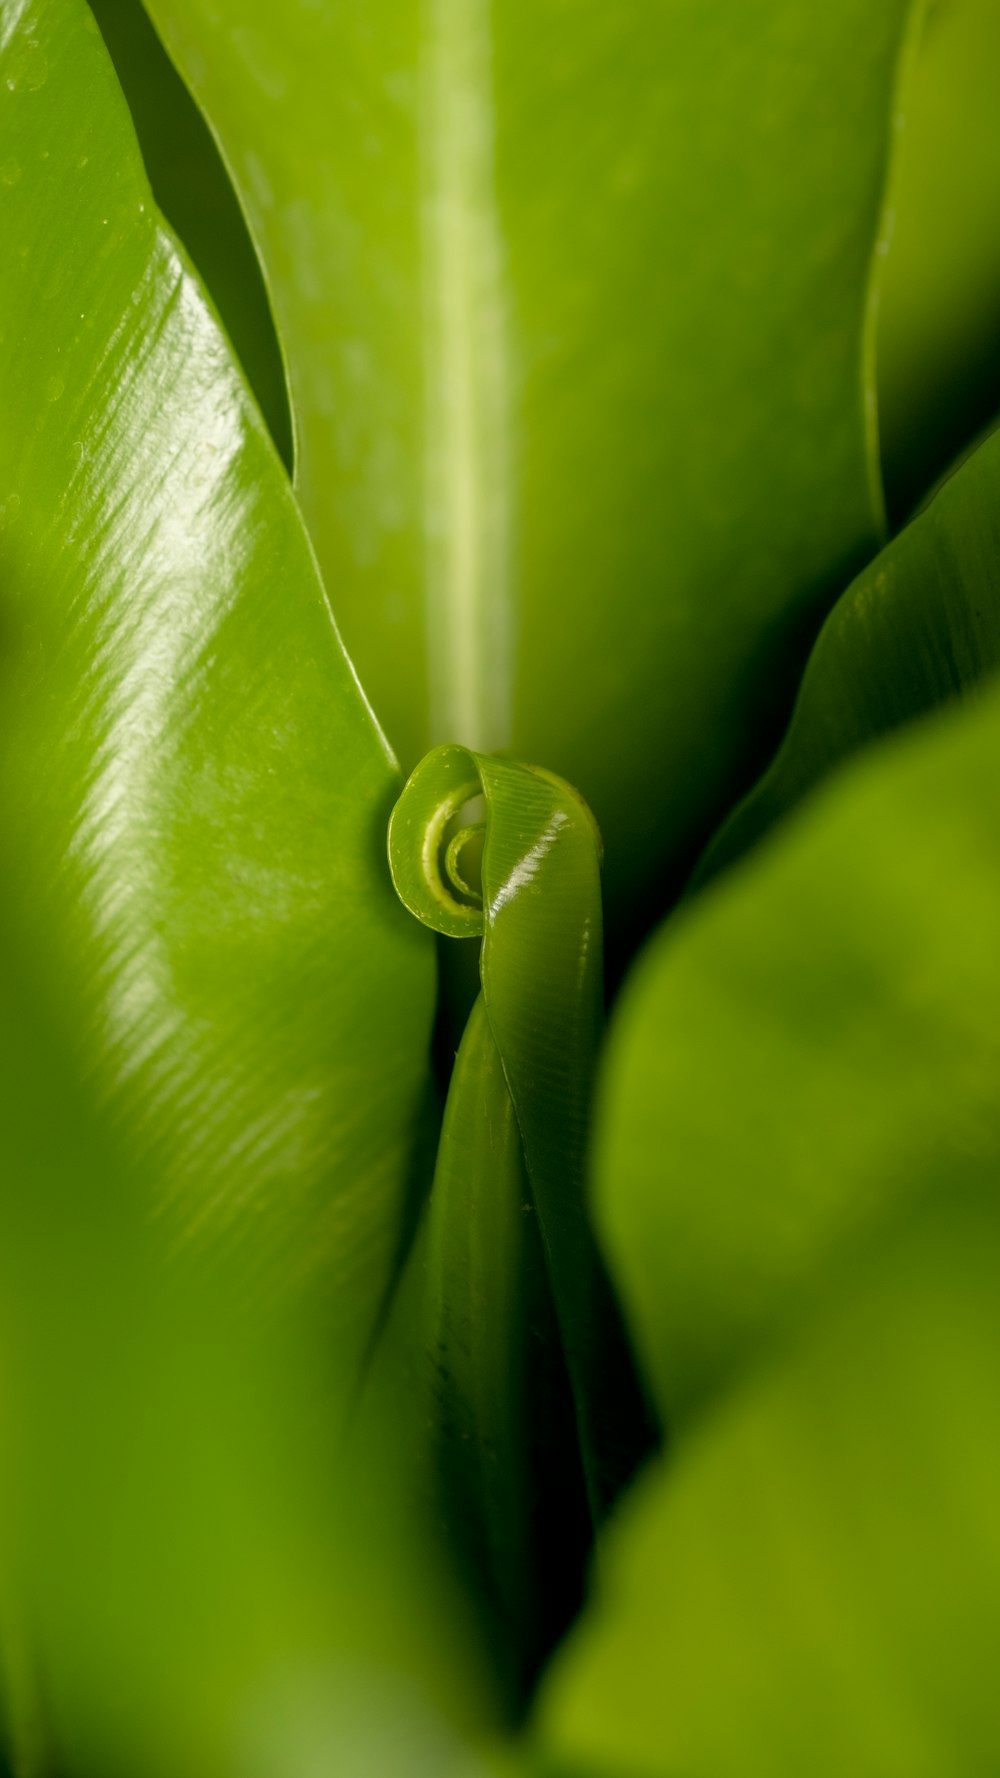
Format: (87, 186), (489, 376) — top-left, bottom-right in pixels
(594, 657), (1000, 1419)
(141, 0), (911, 914)
(536, 1179), (1000, 1777)
(696, 415), (1000, 886)
(0, 911), (499, 1778)
(878, 0), (1000, 521)
(0, 0), (434, 1375)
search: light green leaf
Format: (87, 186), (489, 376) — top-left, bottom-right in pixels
(0, 907), (499, 1777)
(388, 747), (653, 1524)
(87, 0), (294, 467)
(141, 0), (912, 910)
(595, 655), (1000, 1418)
(0, 0), (433, 1373)
(695, 417), (1000, 887)
(536, 1180), (1000, 1777)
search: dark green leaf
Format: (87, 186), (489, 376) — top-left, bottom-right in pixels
(86, 0), (294, 467)
(695, 419), (1000, 887)
(878, 0), (1000, 521)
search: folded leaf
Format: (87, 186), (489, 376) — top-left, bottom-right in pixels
(87, 0), (294, 466)
(389, 747), (654, 1521)
(536, 1180), (1000, 1777)
(595, 658), (1000, 1418)
(0, 0), (434, 1372)
(141, 0), (912, 911)
(695, 417), (1000, 886)
(365, 994), (590, 1712)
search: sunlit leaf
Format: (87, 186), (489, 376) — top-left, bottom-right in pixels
(0, 0), (434, 1374)
(141, 0), (912, 914)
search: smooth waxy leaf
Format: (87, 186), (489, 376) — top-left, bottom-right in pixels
(87, 0), (294, 467)
(0, 0), (433, 1371)
(695, 417), (1000, 886)
(594, 642), (1000, 1420)
(367, 994), (589, 1712)
(143, 0), (910, 912)
(0, 906), (499, 1778)
(878, 0), (1000, 520)
(389, 747), (653, 1520)
(536, 1181), (1000, 1777)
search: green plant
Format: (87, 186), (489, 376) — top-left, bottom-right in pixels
(4, 0), (1000, 1772)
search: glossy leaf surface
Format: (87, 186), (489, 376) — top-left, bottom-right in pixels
(537, 1181), (1000, 1777)
(595, 659), (1000, 1419)
(0, 0), (433, 1372)
(87, 0), (294, 467)
(143, 0), (910, 911)
(695, 418), (1000, 886)
(367, 994), (589, 1712)
(390, 747), (654, 1518)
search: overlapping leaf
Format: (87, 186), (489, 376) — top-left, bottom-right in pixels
(381, 747), (652, 1702)
(695, 417), (1000, 885)
(0, 901), (499, 1778)
(0, 0), (433, 1374)
(142, 0), (911, 915)
(593, 458), (1000, 1416)
(536, 1181), (1000, 1777)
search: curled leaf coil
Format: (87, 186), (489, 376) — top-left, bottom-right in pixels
(388, 744), (652, 1526)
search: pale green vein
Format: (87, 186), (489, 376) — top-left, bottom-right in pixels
(420, 0), (513, 753)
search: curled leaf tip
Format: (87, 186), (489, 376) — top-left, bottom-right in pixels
(388, 744), (488, 938)
(387, 744), (603, 942)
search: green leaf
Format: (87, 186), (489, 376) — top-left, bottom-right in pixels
(0, 907), (499, 1777)
(388, 747), (653, 1520)
(141, 0), (911, 910)
(878, 0), (1000, 521)
(594, 639), (1000, 1421)
(695, 417), (1000, 887)
(0, 0), (433, 1374)
(535, 1179), (1000, 1778)
(86, 0), (294, 468)
(365, 993), (590, 1711)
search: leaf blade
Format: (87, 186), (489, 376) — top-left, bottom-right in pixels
(141, 0), (913, 910)
(0, 0), (434, 1369)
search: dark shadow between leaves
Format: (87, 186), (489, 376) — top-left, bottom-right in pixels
(88, 0), (294, 474)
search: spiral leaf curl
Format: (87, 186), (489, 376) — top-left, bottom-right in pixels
(388, 745), (653, 1535)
